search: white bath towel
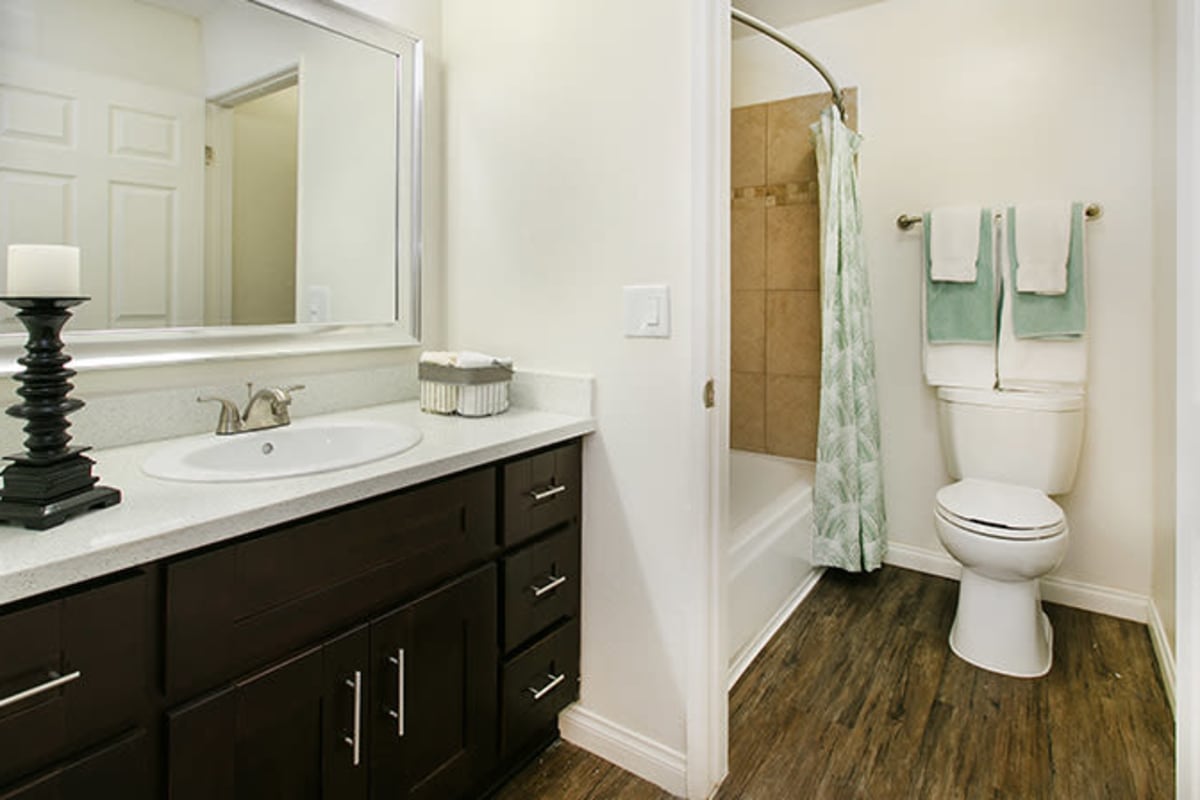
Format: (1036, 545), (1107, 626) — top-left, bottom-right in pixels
(1012, 202), (1072, 295)
(929, 206), (982, 282)
(420, 350), (514, 369)
(922, 242), (996, 389)
(997, 217), (1087, 390)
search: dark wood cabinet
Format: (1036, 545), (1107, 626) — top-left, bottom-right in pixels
(0, 571), (151, 789)
(0, 729), (150, 800)
(0, 436), (583, 800)
(369, 566), (497, 800)
(167, 625), (370, 800)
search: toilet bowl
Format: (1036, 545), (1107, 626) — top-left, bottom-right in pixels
(934, 479), (1068, 677)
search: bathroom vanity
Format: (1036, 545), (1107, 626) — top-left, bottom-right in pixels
(0, 404), (590, 799)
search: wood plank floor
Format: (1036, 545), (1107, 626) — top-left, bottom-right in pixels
(492, 566), (1175, 799)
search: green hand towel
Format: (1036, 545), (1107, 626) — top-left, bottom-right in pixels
(1008, 203), (1086, 339)
(925, 209), (996, 344)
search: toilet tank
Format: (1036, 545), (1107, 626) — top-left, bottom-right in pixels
(937, 387), (1085, 495)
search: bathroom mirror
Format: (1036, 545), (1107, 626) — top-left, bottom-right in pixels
(0, 0), (422, 368)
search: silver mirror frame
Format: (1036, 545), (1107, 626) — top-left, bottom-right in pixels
(0, 0), (423, 375)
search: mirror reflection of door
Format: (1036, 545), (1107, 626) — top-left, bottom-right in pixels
(226, 82), (298, 325)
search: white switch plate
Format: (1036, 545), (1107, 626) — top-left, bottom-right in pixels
(623, 284), (671, 338)
(306, 285), (331, 322)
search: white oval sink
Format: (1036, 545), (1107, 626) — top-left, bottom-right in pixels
(142, 420), (422, 482)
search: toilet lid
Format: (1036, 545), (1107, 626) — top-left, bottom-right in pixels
(936, 479), (1065, 539)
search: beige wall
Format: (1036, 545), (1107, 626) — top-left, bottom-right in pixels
(734, 0), (1159, 597)
(730, 90), (856, 459)
(232, 85), (298, 326)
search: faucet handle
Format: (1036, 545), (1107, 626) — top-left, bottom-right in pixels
(282, 384), (306, 398)
(197, 396), (243, 435)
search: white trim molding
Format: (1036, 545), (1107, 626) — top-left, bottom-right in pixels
(559, 705), (687, 798)
(884, 541), (1151, 623)
(727, 568), (824, 689)
(684, 1), (732, 798)
(1148, 600), (1177, 715)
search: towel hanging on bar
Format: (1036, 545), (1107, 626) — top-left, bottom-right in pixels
(897, 203), (1102, 231)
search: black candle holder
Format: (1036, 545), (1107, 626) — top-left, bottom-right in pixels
(0, 297), (120, 529)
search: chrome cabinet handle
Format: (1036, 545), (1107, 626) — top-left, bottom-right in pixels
(528, 672), (566, 701)
(386, 650), (405, 737)
(529, 484), (567, 502)
(0, 670), (81, 710)
(530, 574), (568, 598)
(343, 671), (362, 766)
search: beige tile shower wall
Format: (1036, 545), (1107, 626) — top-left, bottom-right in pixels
(730, 90), (856, 460)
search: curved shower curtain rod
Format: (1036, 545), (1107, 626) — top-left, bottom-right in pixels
(731, 7), (847, 121)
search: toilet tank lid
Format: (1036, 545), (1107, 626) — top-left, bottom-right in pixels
(936, 386), (1084, 412)
(936, 479), (1064, 530)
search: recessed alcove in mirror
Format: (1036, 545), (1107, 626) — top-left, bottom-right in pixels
(0, 0), (422, 365)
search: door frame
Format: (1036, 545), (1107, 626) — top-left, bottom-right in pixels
(684, 1), (732, 797)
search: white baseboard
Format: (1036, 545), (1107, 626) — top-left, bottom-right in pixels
(1040, 574), (1149, 623)
(559, 704), (687, 797)
(727, 568), (825, 690)
(884, 541), (1150, 622)
(884, 541), (961, 581)
(1147, 599), (1177, 715)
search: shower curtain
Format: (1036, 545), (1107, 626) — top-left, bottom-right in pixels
(809, 105), (887, 573)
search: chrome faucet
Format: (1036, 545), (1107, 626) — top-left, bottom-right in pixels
(198, 383), (306, 435)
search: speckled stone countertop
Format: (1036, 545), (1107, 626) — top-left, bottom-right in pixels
(0, 401), (594, 606)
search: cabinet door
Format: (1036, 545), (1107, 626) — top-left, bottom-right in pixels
(167, 625), (370, 800)
(370, 566), (497, 800)
(0, 572), (149, 787)
(0, 729), (150, 800)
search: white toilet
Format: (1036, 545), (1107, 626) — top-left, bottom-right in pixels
(933, 386), (1085, 678)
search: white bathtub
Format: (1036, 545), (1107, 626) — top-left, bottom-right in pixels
(726, 449), (822, 686)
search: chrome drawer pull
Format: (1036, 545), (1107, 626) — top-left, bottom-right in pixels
(530, 574), (568, 598)
(386, 650), (405, 737)
(0, 670), (81, 711)
(528, 672), (566, 701)
(343, 671), (362, 766)
(529, 484), (567, 502)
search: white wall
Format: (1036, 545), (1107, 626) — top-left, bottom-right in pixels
(203, 0), (397, 325)
(442, 0), (701, 767)
(1152, 0), (1177, 661)
(0, 0), (203, 94)
(734, 0), (1159, 598)
(1175, 0), (1200, 790)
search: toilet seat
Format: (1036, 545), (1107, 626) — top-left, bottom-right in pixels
(936, 479), (1065, 541)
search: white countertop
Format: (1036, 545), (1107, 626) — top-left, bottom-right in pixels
(0, 401), (594, 606)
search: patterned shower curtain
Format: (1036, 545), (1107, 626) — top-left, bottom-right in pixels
(809, 105), (887, 572)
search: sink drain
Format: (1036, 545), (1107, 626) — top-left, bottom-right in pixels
(262, 442), (275, 456)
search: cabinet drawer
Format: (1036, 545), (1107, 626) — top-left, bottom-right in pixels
(502, 440), (581, 547)
(502, 525), (580, 652)
(0, 729), (149, 800)
(500, 619), (580, 759)
(165, 467), (496, 699)
(0, 572), (150, 788)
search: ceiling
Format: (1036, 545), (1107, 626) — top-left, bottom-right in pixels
(731, 0), (884, 37)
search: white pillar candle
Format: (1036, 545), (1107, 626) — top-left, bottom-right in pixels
(5, 244), (81, 297)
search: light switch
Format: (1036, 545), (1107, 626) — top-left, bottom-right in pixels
(306, 285), (331, 322)
(623, 284), (671, 338)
